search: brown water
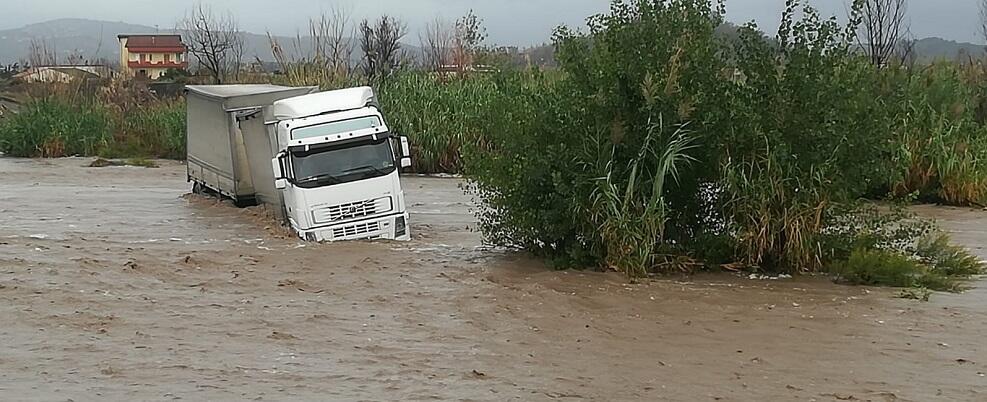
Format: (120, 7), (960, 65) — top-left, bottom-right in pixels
(0, 157), (984, 401)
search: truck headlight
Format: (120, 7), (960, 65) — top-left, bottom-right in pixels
(395, 216), (406, 237)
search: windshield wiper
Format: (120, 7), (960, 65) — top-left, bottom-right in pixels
(298, 174), (342, 184)
(341, 165), (391, 176)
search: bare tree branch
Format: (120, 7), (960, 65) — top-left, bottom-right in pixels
(312, 7), (355, 78)
(230, 30), (245, 81)
(420, 17), (453, 72)
(360, 15), (407, 81)
(856, 0), (910, 67)
(178, 4), (243, 84)
(450, 10), (488, 74)
(268, 7), (355, 86)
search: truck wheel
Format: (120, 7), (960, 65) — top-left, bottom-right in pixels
(192, 182), (205, 195)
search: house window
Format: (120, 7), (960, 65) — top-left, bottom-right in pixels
(176, 53), (183, 62)
(164, 54), (171, 63)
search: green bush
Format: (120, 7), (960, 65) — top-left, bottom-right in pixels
(826, 223), (982, 292)
(461, 0), (986, 277)
(717, 1), (912, 271)
(462, 0), (730, 273)
(890, 64), (987, 205)
(462, 0), (894, 274)
(829, 248), (970, 292)
(460, 70), (594, 265)
(831, 248), (928, 288)
(915, 234), (985, 277)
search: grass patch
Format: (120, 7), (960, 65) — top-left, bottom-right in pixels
(896, 287), (933, 302)
(915, 234), (986, 277)
(0, 98), (111, 157)
(124, 157), (160, 168)
(830, 238), (981, 293)
(108, 100), (186, 160)
(88, 157), (159, 168)
(831, 248), (931, 288)
(0, 96), (185, 160)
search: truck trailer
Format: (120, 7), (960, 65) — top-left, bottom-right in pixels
(186, 85), (413, 242)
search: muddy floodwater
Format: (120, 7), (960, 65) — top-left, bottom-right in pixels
(1, 158), (985, 401)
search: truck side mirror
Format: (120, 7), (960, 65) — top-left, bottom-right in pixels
(272, 152), (288, 189)
(399, 136), (412, 168)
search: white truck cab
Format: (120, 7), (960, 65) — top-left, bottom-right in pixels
(270, 88), (412, 242)
(186, 85), (412, 242)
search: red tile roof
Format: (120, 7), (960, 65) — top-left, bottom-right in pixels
(120, 35), (186, 51)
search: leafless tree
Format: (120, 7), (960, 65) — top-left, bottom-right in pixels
(420, 17), (453, 71)
(449, 10), (489, 73)
(359, 15), (407, 81)
(268, 8), (355, 85)
(178, 4), (244, 83)
(311, 7), (355, 77)
(230, 32), (245, 81)
(856, 0), (911, 67)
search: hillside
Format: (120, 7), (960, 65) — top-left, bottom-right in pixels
(1, 19), (983, 67)
(0, 19), (155, 64)
(913, 37), (986, 62)
(0, 18), (379, 66)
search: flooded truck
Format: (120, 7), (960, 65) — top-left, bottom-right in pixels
(186, 85), (413, 242)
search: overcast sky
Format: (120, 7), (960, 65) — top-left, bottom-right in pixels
(1, 0), (983, 45)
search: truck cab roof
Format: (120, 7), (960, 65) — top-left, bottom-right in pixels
(272, 86), (377, 121)
(186, 85), (319, 111)
(186, 84), (314, 99)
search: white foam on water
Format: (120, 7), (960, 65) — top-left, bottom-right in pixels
(748, 274), (793, 280)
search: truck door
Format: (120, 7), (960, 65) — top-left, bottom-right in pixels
(272, 122), (302, 232)
(281, 154), (301, 230)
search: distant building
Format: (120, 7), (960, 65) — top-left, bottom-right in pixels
(13, 65), (113, 83)
(118, 34), (189, 80)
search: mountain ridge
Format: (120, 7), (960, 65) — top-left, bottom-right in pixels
(0, 18), (375, 65)
(0, 18), (983, 66)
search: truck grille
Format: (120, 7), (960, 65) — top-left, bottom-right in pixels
(332, 221), (381, 239)
(312, 197), (392, 224)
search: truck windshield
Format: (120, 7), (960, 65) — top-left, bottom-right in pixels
(290, 138), (396, 188)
